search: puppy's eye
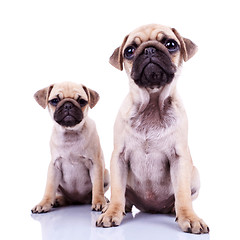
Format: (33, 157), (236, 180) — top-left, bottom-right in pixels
(49, 98), (60, 106)
(165, 39), (179, 53)
(77, 98), (88, 107)
(124, 46), (136, 60)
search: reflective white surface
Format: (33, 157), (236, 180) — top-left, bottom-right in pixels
(31, 205), (210, 240)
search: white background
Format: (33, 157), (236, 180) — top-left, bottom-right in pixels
(0, 0), (240, 239)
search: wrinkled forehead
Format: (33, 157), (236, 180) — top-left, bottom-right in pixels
(126, 24), (179, 46)
(49, 82), (88, 100)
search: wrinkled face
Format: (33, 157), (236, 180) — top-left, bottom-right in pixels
(123, 25), (181, 88)
(48, 83), (89, 128)
(110, 24), (197, 89)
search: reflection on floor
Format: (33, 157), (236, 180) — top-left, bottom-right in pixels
(32, 205), (210, 240)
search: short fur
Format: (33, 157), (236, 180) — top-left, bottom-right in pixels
(32, 82), (109, 213)
(96, 24), (209, 234)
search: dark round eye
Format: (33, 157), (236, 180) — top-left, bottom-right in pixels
(77, 98), (88, 107)
(165, 39), (179, 53)
(124, 46), (136, 60)
(49, 98), (60, 106)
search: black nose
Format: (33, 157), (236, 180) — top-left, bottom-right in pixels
(144, 47), (156, 58)
(64, 102), (74, 110)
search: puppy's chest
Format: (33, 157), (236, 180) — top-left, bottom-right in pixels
(130, 96), (175, 133)
(54, 134), (92, 168)
(54, 151), (93, 172)
(125, 96), (176, 177)
(130, 152), (169, 176)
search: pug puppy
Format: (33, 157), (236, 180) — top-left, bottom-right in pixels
(31, 82), (109, 213)
(96, 24), (209, 234)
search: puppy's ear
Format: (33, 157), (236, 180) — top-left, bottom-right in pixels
(34, 85), (54, 109)
(82, 85), (100, 109)
(109, 35), (129, 71)
(172, 28), (198, 62)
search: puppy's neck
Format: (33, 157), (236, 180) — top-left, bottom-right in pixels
(129, 77), (177, 113)
(53, 118), (87, 135)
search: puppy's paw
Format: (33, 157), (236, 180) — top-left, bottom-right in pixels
(31, 199), (53, 214)
(101, 200), (110, 213)
(91, 196), (107, 211)
(54, 195), (68, 207)
(96, 205), (125, 227)
(176, 213), (209, 234)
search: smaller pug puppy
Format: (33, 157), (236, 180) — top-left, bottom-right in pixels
(31, 82), (109, 213)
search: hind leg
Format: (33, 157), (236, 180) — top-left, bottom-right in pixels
(53, 194), (69, 208)
(125, 199), (133, 213)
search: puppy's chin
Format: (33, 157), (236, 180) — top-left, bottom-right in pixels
(54, 115), (82, 128)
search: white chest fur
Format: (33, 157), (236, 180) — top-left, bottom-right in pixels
(120, 91), (181, 190)
(50, 123), (95, 202)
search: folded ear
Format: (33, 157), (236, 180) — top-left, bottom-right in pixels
(109, 35), (129, 70)
(82, 85), (100, 109)
(34, 84), (54, 109)
(172, 28), (198, 62)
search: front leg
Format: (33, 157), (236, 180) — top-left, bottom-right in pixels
(31, 160), (61, 213)
(170, 147), (209, 234)
(90, 151), (107, 211)
(96, 148), (128, 227)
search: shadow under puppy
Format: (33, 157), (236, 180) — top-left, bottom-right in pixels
(96, 24), (209, 234)
(32, 81), (109, 213)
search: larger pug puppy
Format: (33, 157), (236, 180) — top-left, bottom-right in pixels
(32, 82), (109, 213)
(96, 24), (209, 234)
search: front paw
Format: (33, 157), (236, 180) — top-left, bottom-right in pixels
(31, 199), (53, 214)
(91, 196), (108, 211)
(176, 213), (209, 234)
(96, 205), (125, 227)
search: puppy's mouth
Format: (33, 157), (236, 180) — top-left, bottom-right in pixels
(54, 101), (83, 127)
(131, 47), (176, 88)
